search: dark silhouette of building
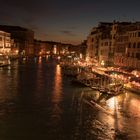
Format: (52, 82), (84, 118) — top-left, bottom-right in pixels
(0, 25), (34, 56)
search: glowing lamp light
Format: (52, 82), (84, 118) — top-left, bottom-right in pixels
(57, 56), (61, 60)
(53, 45), (57, 54)
(67, 55), (72, 58)
(101, 60), (105, 66)
(80, 53), (82, 59)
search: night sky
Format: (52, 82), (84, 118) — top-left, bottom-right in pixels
(0, 0), (140, 44)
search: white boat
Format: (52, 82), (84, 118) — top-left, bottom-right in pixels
(0, 54), (11, 67)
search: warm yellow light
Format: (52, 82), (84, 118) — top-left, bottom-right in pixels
(101, 60), (105, 66)
(80, 53), (82, 59)
(52, 64), (62, 103)
(53, 45), (57, 54)
(38, 56), (42, 64)
(57, 56), (61, 60)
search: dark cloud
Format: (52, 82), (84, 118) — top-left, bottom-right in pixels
(0, 0), (52, 19)
(60, 30), (76, 36)
(66, 26), (78, 30)
(0, 0), (140, 44)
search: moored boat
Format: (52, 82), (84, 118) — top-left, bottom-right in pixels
(0, 53), (11, 67)
(99, 83), (124, 95)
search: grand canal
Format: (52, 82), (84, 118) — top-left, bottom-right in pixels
(0, 56), (140, 140)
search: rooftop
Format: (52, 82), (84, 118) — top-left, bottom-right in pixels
(0, 25), (32, 32)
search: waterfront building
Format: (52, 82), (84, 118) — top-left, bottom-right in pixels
(0, 30), (11, 54)
(99, 38), (111, 67)
(87, 21), (140, 69)
(79, 40), (87, 59)
(114, 33), (129, 67)
(34, 40), (74, 56)
(34, 40), (53, 56)
(86, 27), (98, 62)
(126, 23), (140, 68)
(114, 22), (140, 69)
(98, 23), (112, 66)
(0, 25), (34, 56)
(87, 22), (112, 65)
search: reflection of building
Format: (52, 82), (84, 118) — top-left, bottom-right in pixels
(0, 25), (34, 56)
(0, 30), (11, 54)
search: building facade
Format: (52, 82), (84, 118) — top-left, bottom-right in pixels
(87, 22), (113, 65)
(0, 25), (34, 56)
(87, 21), (140, 69)
(0, 30), (11, 54)
(34, 40), (74, 56)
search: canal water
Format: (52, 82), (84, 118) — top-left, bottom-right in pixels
(0, 56), (140, 140)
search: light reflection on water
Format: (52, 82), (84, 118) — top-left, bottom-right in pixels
(52, 64), (62, 103)
(87, 90), (140, 139)
(51, 64), (63, 125)
(0, 58), (140, 139)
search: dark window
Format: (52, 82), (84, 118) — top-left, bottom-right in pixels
(100, 51), (103, 55)
(113, 35), (115, 39)
(128, 43), (131, 48)
(136, 53), (140, 59)
(131, 53), (134, 58)
(138, 42), (140, 48)
(105, 42), (108, 46)
(138, 32), (140, 37)
(133, 43), (136, 48)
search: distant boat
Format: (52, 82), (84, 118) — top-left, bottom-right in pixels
(0, 54), (11, 67)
